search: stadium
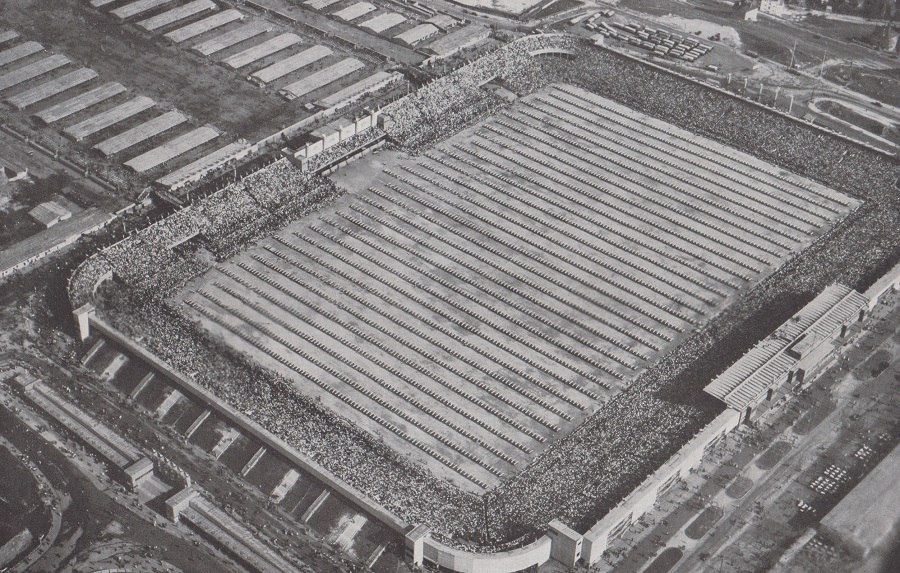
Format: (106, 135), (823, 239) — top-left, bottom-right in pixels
(68, 32), (899, 571)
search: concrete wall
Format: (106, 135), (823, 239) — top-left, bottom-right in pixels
(422, 536), (552, 573)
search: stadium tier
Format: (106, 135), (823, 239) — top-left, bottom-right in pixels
(111, 0), (177, 21)
(156, 140), (252, 191)
(192, 21), (273, 56)
(0, 41), (43, 67)
(317, 71), (401, 109)
(279, 58), (364, 100)
(0, 54), (70, 92)
(64, 96), (156, 141)
(93, 110), (188, 156)
(125, 125), (220, 173)
(394, 24), (439, 47)
(249, 45), (332, 85)
(138, 0), (217, 32)
(221, 33), (301, 70)
(359, 13), (407, 34)
(164, 10), (245, 44)
(6, 68), (98, 110)
(34, 82), (127, 124)
(333, 2), (376, 22)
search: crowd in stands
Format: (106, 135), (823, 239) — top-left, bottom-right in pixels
(300, 127), (387, 174)
(70, 33), (900, 551)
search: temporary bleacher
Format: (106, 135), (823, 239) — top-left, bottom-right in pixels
(221, 33), (301, 69)
(64, 96), (156, 141)
(6, 68), (98, 110)
(192, 20), (272, 56)
(164, 9), (244, 43)
(278, 57), (363, 100)
(249, 45), (332, 85)
(0, 54), (70, 92)
(34, 82), (126, 124)
(125, 125), (220, 173)
(137, 0), (217, 32)
(94, 110), (188, 156)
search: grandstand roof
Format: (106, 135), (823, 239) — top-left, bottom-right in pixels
(249, 45), (332, 85)
(221, 33), (301, 69)
(317, 70), (400, 109)
(111, 0), (177, 21)
(34, 82), (126, 124)
(425, 14), (459, 30)
(304, 0), (342, 10)
(64, 96), (156, 141)
(0, 54), (70, 92)
(138, 0), (216, 32)
(359, 13), (407, 34)
(6, 68), (98, 110)
(424, 24), (490, 56)
(333, 2), (376, 22)
(820, 441), (900, 558)
(192, 21), (272, 56)
(704, 284), (867, 411)
(279, 58), (364, 100)
(0, 31), (19, 46)
(94, 110), (188, 156)
(164, 9), (244, 43)
(0, 41), (43, 68)
(156, 140), (251, 190)
(125, 125), (220, 173)
(394, 24), (439, 46)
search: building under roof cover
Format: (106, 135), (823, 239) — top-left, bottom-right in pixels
(0, 41), (43, 67)
(820, 441), (900, 558)
(333, 2), (376, 22)
(394, 23), (439, 47)
(34, 82), (126, 124)
(425, 14), (459, 30)
(29, 201), (72, 228)
(304, 0), (342, 10)
(192, 21), (272, 56)
(6, 68), (98, 110)
(164, 10), (244, 43)
(112, 0), (177, 21)
(704, 284), (867, 418)
(424, 24), (490, 57)
(93, 110), (188, 156)
(359, 13), (407, 34)
(278, 58), (364, 100)
(64, 96), (156, 141)
(249, 45), (332, 85)
(125, 125), (220, 173)
(138, 0), (216, 32)
(0, 55), (71, 92)
(0, 31), (20, 47)
(317, 70), (400, 109)
(221, 33), (301, 69)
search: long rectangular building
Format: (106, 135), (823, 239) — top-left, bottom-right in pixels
(164, 9), (244, 43)
(278, 58), (363, 100)
(6, 68), (98, 110)
(138, 0), (217, 32)
(704, 284), (867, 420)
(394, 23), (439, 47)
(156, 140), (252, 190)
(304, 0), (342, 10)
(0, 31), (19, 46)
(221, 33), (301, 69)
(192, 21), (272, 56)
(359, 13), (406, 34)
(94, 110), (188, 156)
(249, 45), (331, 85)
(34, 82), (127, 124)
(111, 0), (177, 21)
(333, 2), (376, 22)
(317, 70), (400, 109)
(0, 54), (70, 92)
(0, 41), (43, 68)
(424, 24), (490, 58)
(64, 96), (156, 141)
(125, 126), (220, 173)
(90, 0), (118, 7)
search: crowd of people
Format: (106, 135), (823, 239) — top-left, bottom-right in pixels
(70, 33), (900, 552)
